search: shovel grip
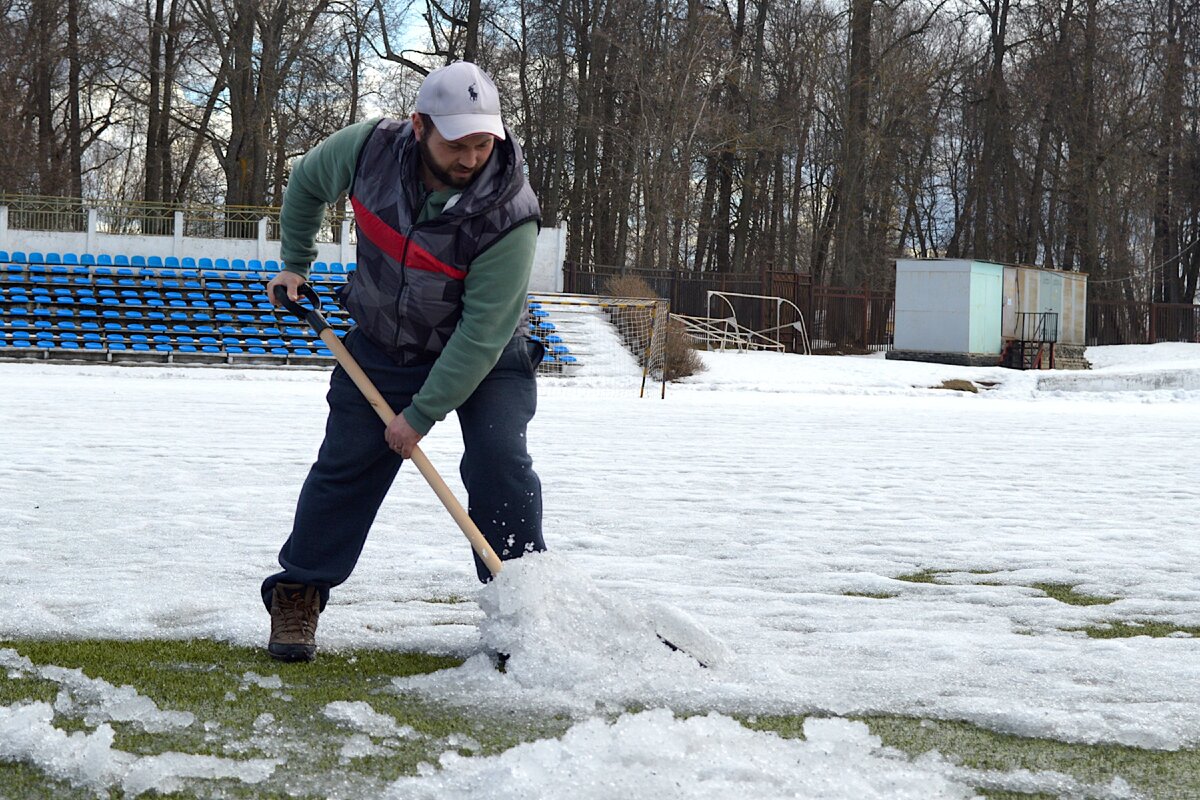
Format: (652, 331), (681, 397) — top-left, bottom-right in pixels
(273, 284), (330, 334)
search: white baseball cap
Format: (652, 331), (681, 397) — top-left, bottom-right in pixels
(415, 62), (506, 141)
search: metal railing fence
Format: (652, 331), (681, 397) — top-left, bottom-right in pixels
(1, 194), (353, 244)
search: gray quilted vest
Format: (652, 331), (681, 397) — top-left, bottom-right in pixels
(341, 118), (541, 364)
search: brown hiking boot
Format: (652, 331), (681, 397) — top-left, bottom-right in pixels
(268, 582), (320, 662)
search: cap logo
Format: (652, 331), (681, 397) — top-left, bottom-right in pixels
(467, 83), (479, 102)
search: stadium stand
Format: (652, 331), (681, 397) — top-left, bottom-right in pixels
(0, 252), (579, 369)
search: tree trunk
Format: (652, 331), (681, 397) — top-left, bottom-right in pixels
(65, 0), (82, 197)
(835, 0), (873, 285)
(1153, 0), (1184, 304)
(463, 0), (482, 62)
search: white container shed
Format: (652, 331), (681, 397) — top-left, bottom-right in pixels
(893, 259), (1004, 355)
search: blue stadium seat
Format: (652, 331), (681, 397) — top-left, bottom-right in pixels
(130, 255), (146, 267)
(45, 253), (61, 264)
(232, 259), (247, 270)
(114, 255), (130, 266)
(81, 254), (96, 266)
(11, 252), (27, 263)
(148, 256), (164, 267)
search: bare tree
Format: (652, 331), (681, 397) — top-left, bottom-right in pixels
(189, 0), (332, 214)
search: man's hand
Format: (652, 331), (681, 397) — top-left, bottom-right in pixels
(385, 413), (424, 459)
(266, 271), (307, 306)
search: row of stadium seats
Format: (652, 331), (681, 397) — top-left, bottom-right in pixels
(0, 253), (580, 368)
(0, 250), (354, 274)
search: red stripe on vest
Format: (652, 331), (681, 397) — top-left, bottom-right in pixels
(350, 197), (468, 280)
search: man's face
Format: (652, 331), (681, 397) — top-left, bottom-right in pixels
(413, 115), (496, 190)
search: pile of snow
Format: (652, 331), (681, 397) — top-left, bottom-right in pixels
(393, 553), (722, 715)
(386, 709), (1135, 800)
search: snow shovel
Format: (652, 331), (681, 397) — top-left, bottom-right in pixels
(275, 284), (722, 667)
(274, 284), (502, 576)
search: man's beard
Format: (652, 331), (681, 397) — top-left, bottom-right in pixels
(418, 136), (477, 189)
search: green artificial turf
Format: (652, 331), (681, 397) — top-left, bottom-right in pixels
(743, 714), (1200, 800)
(0, 638), (573, 798)
(1, 637), (1196, 798)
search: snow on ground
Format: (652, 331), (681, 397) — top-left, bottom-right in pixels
(2, 342), (1199, 796)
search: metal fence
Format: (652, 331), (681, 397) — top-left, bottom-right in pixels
(1087, 301), (1200, 345)
(563, 262), (894, 353)
(1, 194), (352, 244)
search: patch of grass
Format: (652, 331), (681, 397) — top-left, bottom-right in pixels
(1074, 621), (1200, 639)
(842, 591), (900, 600)
(0, 639), (574, 798)
(894, 569), (942, 584)
(422, 595), (470, 605)
(1030, 583), (1118, 606)
(0, 674), (58, 707)
(743, 714), (1200, 800)
(934, 379), (979, 393)
(0, 760), (101, 800)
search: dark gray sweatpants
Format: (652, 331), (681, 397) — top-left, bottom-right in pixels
(261, 329), (545, 610)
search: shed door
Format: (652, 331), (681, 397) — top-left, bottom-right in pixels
(1039, 272), (1064, 341)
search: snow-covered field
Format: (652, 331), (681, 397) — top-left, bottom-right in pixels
(3, 343), (1200, 797)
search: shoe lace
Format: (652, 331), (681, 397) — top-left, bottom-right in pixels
(275, 589), (318, 637)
